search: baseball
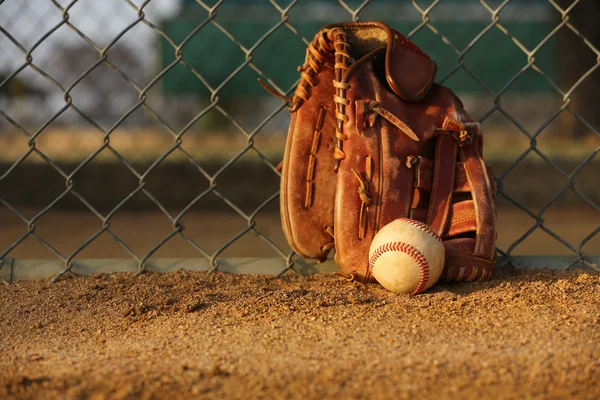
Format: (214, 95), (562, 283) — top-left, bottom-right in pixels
(368, 218), (445, 295)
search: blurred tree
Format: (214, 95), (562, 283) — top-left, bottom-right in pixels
(0, 74), (48, 101)
(557, 0), (600, 138)
(0, 73), (49, 129)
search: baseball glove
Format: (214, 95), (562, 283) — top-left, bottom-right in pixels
(263, 21), (497, 283)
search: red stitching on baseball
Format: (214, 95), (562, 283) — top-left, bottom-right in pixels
(397, 218), (443, 244)
(369, 241), (430, 296)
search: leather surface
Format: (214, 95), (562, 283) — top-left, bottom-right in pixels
(334, 62), (459, 283)
(426, 134), (457, 236)
(278, 21), (497, 283)
(321, 21), (437, 101)
(442, 238), (495, 282)
(280, 52), (338, 260)
(386, 30), (437, 101)
(414, 160), (494, 194)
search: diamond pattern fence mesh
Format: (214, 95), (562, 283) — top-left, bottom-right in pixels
(0, 0), (598, 284)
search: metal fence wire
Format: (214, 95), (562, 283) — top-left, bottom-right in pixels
(0, 0), (598, 283)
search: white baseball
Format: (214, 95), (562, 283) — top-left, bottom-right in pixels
(368, 218), (445, 295)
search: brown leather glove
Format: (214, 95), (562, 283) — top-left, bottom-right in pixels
(267, 21), (497, 283)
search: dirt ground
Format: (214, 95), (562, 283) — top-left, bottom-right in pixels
(1, 267), (599, 400)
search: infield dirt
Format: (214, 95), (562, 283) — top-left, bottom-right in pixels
(1, 267), (599, 399)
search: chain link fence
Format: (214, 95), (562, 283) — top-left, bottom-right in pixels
(0, 0), (598, 283)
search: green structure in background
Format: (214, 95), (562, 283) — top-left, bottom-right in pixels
(159, 0), (558, 99)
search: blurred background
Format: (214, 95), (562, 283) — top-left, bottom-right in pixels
(0, 0), (598, 266)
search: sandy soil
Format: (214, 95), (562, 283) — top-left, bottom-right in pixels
(1, 267), (599, 399)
